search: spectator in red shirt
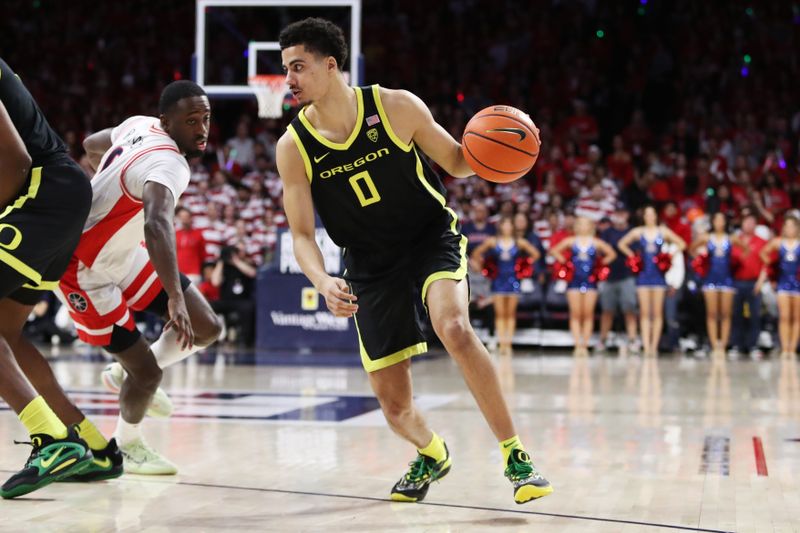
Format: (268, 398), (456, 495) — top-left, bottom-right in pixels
(175, 207), (206, 285)
(731, 212), (766, 358)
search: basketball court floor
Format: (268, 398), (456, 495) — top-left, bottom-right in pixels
(1, 346), (799, 532)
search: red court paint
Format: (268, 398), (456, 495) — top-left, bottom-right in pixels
(753, 437), (768, 476)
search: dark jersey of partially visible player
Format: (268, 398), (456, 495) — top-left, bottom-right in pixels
(0, 57), (91, 303)
(287, 85), (457, 255)
(0, 57), (68, 165)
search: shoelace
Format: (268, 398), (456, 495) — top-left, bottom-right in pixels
(404, 455), (435, 483)
(12, 440), (40, 466)
(505, 456), (535, 482)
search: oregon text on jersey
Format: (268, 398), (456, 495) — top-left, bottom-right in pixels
(319, 148), (389, 179)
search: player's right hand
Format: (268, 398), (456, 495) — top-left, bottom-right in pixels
(319, 277), (358, 318)
(165, 295), (195, 350)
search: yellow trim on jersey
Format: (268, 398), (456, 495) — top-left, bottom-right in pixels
(372, 85), (413, 153)
(420, 235), (468, 306)
(413, 150), (459, 234)
(298, 87), (364, 150)
(0, 166), (42, 220)
(22, 280), (59, 291)
(0, 249), (43, 285)
(287, 125), (313, 183)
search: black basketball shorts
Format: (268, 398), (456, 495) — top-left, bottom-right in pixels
(344, 225), (468, 373)
(0, 157), (91, 305)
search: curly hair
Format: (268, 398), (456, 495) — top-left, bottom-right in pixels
(279, 17), (348, 69)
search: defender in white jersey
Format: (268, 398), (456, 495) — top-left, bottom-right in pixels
(56, 81), (221, 474)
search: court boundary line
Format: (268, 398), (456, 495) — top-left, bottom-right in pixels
(174, 479), (735, 532)
(0, 470), (735, 532)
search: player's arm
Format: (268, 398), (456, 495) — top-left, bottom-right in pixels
(548, 237), (574, 264)
(0, 99), (32, 206)
(142, 182), (194, 348)
(83, 128), (113, 172)
(617, 228), (640, 258)
(382, 89), (473, 178)
(276, 133), (358, 318)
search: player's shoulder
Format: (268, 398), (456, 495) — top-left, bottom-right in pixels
(376, 86), (426, 113)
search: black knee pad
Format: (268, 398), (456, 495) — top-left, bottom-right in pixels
(103, 325), (142, 354)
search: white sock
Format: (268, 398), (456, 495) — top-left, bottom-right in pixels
(114, 415), (141, 446)
(150, 327), (205, 369)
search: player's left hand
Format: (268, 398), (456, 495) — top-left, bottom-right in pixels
(165, 295), (195, 350)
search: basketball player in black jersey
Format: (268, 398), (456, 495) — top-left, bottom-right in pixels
(276, 18), (552, 504)
(0, 58), (124, 499)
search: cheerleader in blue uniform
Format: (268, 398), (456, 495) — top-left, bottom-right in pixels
(472, 216), (541, 354)
(757, 216), (800, 357)
(549, 217), (616, 355)
(690, 213), (749, 356)
(618, 206), (687, 356)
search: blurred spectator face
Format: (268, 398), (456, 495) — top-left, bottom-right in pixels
(236, 122), (249, 139)
(513, 212), (529, 234)
(643, 206), (658, 226)
(213, 171), (228, 187)
(176, 208), (192, 228)
(782, 217), (799, 239)
(676, 154), (687, 170)
(472, 203), (489, 223)
(696, 157), (709, 174)
(762, 172), (778, 188)
(588, 145), (601, 163)
(551, 194), (564, 210)
(235, 219), (247, 235)
(611, 208), (629, 228)
(255, 155), (270, 172)
(264, 208), (275, 225)
(499, 201), (514, 217)
(663, 202), (678, 219)
(161, 95), (210, 159)
(549, 145), (563, 161)
(712, 212), (726, 233)
(498, 217), (514, 237)
(718, 184), (730, 200)
(516, 201), (531, 215)
(741, 214), (757, 234)
(562, 213), (575, 230)
(207, 203), (219, 220)
(612, 135), (624, 152)
(591, 183), (604, 201)
(574, 217), (593, 236)
(237, 187), (251, 202)
(223, 204), (236, 221)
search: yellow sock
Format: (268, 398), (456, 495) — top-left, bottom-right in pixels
(418, 431), (447, 462)
(77, 418), (108, 451)
(499, 434), (524, 463)
(18, 396), (67, 439)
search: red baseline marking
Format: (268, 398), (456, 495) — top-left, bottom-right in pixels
(753, 436), (768, 476)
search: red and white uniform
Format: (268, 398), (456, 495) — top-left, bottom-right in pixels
(56, 116), (190, 345)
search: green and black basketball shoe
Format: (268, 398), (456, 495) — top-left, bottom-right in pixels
(1, 425), (94, 499)
(390, 442), (452, 502)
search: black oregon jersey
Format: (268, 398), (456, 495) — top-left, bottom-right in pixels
(287, 85), (457, 254)
(0, 57), (68, 166)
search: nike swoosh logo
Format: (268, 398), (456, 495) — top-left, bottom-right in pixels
(313, 152), (331, 163)
(503, 442), (517, 448)
(487, 128), (527, 142)
(94, 457), (112, 468)
(41, 446), (65, 469)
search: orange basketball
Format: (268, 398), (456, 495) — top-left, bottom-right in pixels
(461, 105), (541, 183)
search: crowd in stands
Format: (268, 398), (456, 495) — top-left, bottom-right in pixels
(7, 1), (800, 349)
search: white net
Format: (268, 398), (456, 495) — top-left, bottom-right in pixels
(248, 75), (287, 119)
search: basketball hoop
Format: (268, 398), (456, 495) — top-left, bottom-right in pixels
(248, 75), (288, 119)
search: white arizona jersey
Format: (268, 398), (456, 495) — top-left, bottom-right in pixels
(55, 116), (190, 345)
(74, 116), (190, 279)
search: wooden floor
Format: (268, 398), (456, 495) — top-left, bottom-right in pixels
(1, 348), (799, 532)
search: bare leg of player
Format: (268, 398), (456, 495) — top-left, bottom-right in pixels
(368, 360), (432, 448)
(427, 278), (552, 502)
